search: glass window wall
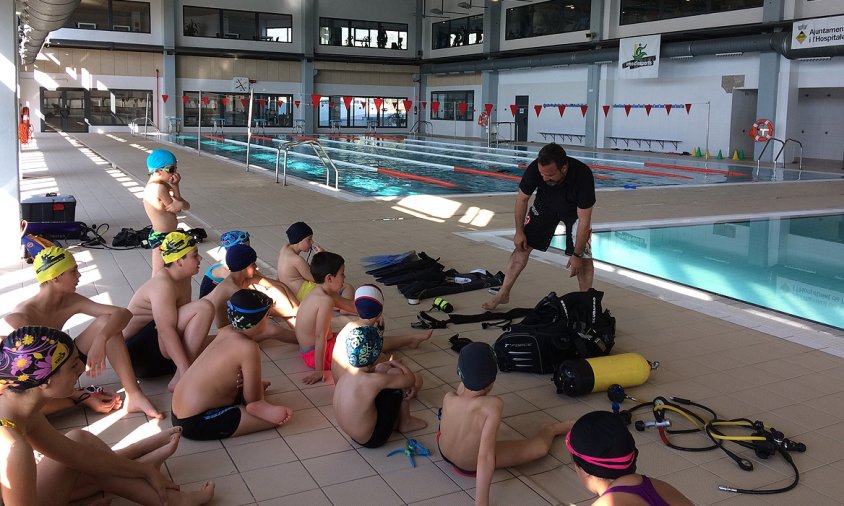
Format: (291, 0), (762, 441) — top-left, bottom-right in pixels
(183, 92), (293, 127)
(505, 0), (590, 40)
(620, 0), (763, 25)
(317, 96), (408, 128)
(432, 14), (483, 49)
(65, 0), (151, 33)
(89, 89), (153, 125)
(430, 91), (474, 121)
(183, 6), (292, 42)
(319, 18), (407, 49)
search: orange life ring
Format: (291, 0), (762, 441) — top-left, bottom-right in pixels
(750, 119), (774, 142)
(477, 111), (489, 127)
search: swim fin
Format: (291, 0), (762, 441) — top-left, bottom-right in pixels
(361, 250), (416, 269)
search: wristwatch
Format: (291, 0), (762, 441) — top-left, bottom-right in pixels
(571, 252), (584, 259)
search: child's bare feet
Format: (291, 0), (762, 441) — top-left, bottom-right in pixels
(538, 421), (573, 444)
(250, 402), (294, 425)
(125, 391), (164, 419)
(408, 330), (433, 349)
(398, 415), (427, 434)
(176, 481), (215, 506)
(78, 389), (123, 414)
(138, 429), (182, 467)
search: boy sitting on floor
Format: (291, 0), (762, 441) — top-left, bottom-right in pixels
(438, 342), (572, 506)
(331, 284), (432, 383)
(171, 289), (293, 440)
(333, 323), (426, 448)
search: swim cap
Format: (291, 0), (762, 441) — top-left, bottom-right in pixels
(457, 342), (497, 391)
(160, 231), (197, 264)
(0, 326), (75, 391)
(221, 230), (250, 249)
(354, 284), (384, 319)
(33, 246), (77, 283)
(567, 411), (638, 480)
(346, 325), (383, 368)
(226, 289), (273, 330)
(286, 221), (314, 245)
(147, 149), (177, 173)
(226, 244), (257, 273)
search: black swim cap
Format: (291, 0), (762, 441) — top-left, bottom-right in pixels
(457, 342), (497, 391)
(226, 244), (257, 272)
(286, 222), (313, 245)
(567, 411), (637, 480)
(226, 289), (273, 330)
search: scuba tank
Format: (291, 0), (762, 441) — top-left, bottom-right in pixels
(554, 353), (658, 397)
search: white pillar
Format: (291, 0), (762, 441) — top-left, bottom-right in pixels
(0, 2), (21, 266)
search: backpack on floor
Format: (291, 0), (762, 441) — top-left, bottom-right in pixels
(493, 291), (574, 374)
(561, 289), (616, 358)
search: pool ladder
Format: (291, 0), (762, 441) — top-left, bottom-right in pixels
(409, 120), (432, 136)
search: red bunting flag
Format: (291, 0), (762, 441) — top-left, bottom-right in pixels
(484, 103), (494, 116)
(665, 104), (672, 115)
(558, 105), (566, 117)
(431, 101), (440, 115)
(374, 98), (384, 111)
(294, 100), (300, 109)
(580, 105), (588, 117)
(182, 95), (189, 104)
(161, 94), (169, 103)
(201, 96), (209, 105)
(644, 104), (652, 116)
(509, 104), (518, 117)
(421, 101), (427, 109)
(258, 98), (266, 107)
(328, 101), (335, 109)
(602, 105), (610, 117)
(311, 94), (321, 108)
(458, 102), (468, 115)
(624, 104), (631, 116)
(534, 105), (542, 117)
(278, 97), (285, 105)
(403, 99), (412, 112)
(343, 96), (353, 110)
(685, 103), (692, 114)
(221, 97), (228, 106)
(240, 98), (247, 107)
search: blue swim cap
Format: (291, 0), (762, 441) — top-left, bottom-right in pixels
(346, 325), (383, 368)
(221, 230), (250, 249)
(226, 244), (257, 273)
(147, 149), (177, 173)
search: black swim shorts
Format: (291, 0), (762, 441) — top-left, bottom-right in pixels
(125, 320), (177, 378)
(172, 405), (242, 440)
(356, 388), (403, 449)
(523, 201), (563, 252)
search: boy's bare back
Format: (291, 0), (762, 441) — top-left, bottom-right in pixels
(439, 390), (502, 471)
(293, 286), (334, 351)
(277, 244), (311, 294)
(333, 370), (390, 444)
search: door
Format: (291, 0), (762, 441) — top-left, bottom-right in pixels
(515, 95), (529, 142)
(41, 88), (89, 133)
(729, 89), (756, 158)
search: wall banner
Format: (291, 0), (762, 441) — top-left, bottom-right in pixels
(618, 35), (661, 79)
(792, 15), (844, 49)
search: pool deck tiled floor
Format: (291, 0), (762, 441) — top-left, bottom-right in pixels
(6, 132), (844, 505)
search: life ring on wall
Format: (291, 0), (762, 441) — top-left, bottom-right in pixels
(477, 111), (489, 127)
(749, 118), (774, 142)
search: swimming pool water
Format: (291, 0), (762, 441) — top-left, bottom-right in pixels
(550, 214), (844, 329)
(168, 133), (842, 197)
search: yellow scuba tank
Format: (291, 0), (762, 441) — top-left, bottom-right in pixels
(554, 353), (658, 397)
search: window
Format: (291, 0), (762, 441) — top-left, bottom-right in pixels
(89, 89), (152, 125)
(65, 0), (151, 33)
(430, 91), (474, 121)
(432, 14), (484, 49)
(183, 92), (293, 127)
(619, 0), (762, 25)
(317, 96), (408, 129)
(319, 18), (407, 49)
(183, 6), (292, 42)
(505, 0), (590, 40)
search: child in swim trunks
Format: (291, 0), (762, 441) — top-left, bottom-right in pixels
(567, 411), (693, 505)
(438, 343), (572, 506)
(199, 230), (250, 298)
(331, 284), (432, 383)
(277, 221), (354, 309)
(143, 149), (190, 275)
(332, 324), (426, 448)
(171, 289), (293, 440)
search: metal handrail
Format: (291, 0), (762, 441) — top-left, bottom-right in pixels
(493, 121), (515, 145)
(274, 139), (340, 189)
(775, 138), (804, 171)
(756, 137), (785, 169)
(409, 120), (432, 135)
(128, 116), (160, 136)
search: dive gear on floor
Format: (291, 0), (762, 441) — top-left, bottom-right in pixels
(554, 353), (657, 396)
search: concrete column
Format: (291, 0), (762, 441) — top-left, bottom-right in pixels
(161, 0), (177, 123)
(300, 0), (315, 132)
(773, 58), (800, 164)
(755, 52), (780, 160)
(481, 70), (498, 127)
(1, 2), (21, 266)
(483, 0), (501, 55)
(584, 64), (600, 149)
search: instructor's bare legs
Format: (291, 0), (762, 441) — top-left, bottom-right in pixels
(482, 246), (532, 310)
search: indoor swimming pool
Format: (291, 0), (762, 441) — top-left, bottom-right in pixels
(166, 133), (842, 197)
(549, 212), (844, 329)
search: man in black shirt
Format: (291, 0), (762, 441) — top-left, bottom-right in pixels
(483, 144), (596, 310)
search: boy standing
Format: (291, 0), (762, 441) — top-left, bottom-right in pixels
(438, 343), (572, 506)
(333, 324), (426, 448)
(171, 289), (293, 440)
(143, 149), (190, 275)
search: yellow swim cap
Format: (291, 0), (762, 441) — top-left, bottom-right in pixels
(34, 247), (77, 283)
(160, 232), (197, 264)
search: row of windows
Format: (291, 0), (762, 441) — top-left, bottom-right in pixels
(620, 0), (763, 26)
(65, 0), (151, 33)
(430, 91), (475, 121)
(505, 0), (591, 40)
(182, 92), (295, 127)
(319, 18), (407, 49)
(318, 96), (409, 128)
(183, 7), (292, 43)
(432, 15), (483, 50)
